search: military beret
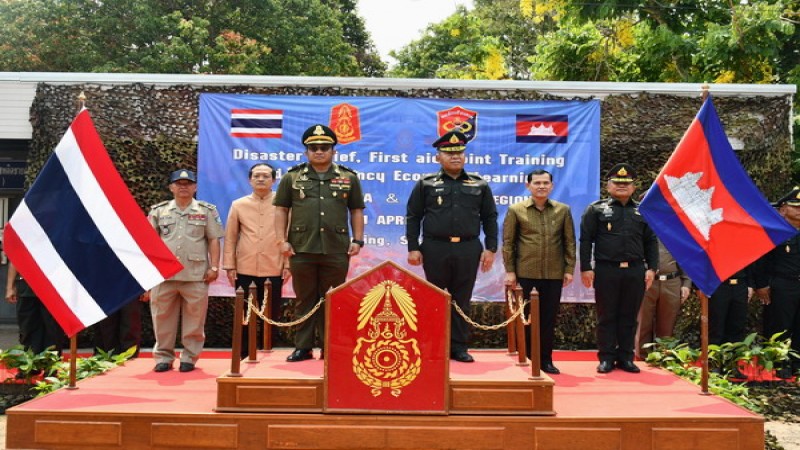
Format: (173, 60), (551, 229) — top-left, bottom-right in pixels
(169, 169), (196, 183)
(607, 163), (636, 183)
(775, 186), (800, 207)
(302, 124), (337, 146)
(432, 131), (468, 152)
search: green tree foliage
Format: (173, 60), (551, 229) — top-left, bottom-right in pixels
(389, 6), (507, 80)
(0, 0), (385, 76)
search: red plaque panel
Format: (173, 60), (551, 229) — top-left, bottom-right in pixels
(325, 261), (449, 414)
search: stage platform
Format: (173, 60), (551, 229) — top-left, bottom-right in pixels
(6, 350), (764, 449)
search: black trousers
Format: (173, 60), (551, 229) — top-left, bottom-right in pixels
(421, 239), (482, 353)
(593, 263), (645, 363)
(765, 276), (800, 368)
(519, 278), (563, 363)
(16, 295), (66, 354)
(93, 298), (142, 357)
(708, 282), (748, 346)
(235, 274), (284, 357)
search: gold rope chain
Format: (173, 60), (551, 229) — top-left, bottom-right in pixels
(239, 294), (526, 331)
(450, 297), (530, 331)
(239, 294), (325, 328)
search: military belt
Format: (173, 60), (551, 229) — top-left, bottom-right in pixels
(657, 271), (680, 281)
(426, 236), (478, 243)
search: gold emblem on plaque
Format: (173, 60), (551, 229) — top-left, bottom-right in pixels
(353, 280), (421, 397)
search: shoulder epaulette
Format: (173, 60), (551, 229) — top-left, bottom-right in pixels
(466, 172), (485, 181)
(150, 200), (169, 210)
(336, 163), (357, 174)
(288, 163), (306, 173)
(197, 201), (217, 210)
(422, 173), (439, 180)
(591, 198), (611, 206)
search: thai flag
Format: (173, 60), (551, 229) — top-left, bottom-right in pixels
(230, 109), (283, 138)
(4, 109), (183, 337)
(639, 96), (797, 295)
(515, 114), (568, 143)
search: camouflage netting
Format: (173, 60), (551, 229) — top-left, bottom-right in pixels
(28, 82), (791, 350)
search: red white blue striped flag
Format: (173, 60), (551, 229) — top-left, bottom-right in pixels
(639, 96), (797, 295)
(4, 109), (183, 337)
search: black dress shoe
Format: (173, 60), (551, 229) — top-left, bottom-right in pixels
(542, 362), (560, 375)
(616, 361), (640, 373)
(450, 351), (475, 363)
(179, 362), (195, 373)
(153, 362), (172, 372)
(596, 361), (614, 373)
(286, 348), (313, 362)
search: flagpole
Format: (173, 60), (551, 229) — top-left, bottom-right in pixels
(65, 91), (87, 391)
(66, 335), (78, 390)
(697, 83), (712, 396)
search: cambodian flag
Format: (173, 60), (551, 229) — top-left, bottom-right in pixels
(515, 114), (568, 143)
(4, 109), (183, 337)
(639, 96), (797, 295)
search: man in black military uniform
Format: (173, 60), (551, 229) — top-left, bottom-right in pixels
(756, 186), (800, 379)
(406, 130), (498, 363)
(580, 163), (658, 373)
(274, 124), (365, 362)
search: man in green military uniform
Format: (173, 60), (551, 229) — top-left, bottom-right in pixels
(274, 124), (365, 362)
(146, 169), (223, 373)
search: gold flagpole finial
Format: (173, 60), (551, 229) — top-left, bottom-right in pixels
(77, 91), (87, 112)
(701, 83), (710, 101)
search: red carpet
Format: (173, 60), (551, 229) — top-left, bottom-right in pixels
(9, 349), (757, 419)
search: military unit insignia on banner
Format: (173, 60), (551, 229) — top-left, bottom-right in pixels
(330, 103), (362, 145)
(437, 106), (477, 142)
(352, 281), (422, 397)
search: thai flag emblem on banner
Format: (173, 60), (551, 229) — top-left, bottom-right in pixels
(639, 96), (797, 295)
(515, 115), (568, 143)
(230, 109), (283, 138)
(4, 109), (183, 337)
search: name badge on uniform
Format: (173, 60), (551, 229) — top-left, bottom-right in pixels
(607, 223), (612, 231)
(437, 196), (442, 205)
(730, 279), (738, 285)
(659, 275), (667, 281)
(787, 245), (791, 253)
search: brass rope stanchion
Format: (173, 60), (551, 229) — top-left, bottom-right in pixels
(513, 286), (529, 367)
(246, 284), (258, 363)
(529, 288), (543, 379)
(505, 287), (518, 355)
(227, 287), (244, 377)
(263, 279), (273, 351)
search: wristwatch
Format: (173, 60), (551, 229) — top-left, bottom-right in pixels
(352, 239), (365, 247)
(210, 266), (219, 272)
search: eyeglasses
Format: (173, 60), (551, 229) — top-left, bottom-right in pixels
(308, 145), (333, 153)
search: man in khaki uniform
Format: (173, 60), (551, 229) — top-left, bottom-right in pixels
(147, 169), (223, 373)
(635, 239), (690, 359)
(274, 124), (365, 362)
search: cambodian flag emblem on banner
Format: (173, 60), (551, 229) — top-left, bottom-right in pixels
(516, 114), (568, 143)
(639, 96), (797, 295)
(230, 109), (283, 138)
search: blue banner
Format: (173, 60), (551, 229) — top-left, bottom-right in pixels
(198, 94), (600, 301)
